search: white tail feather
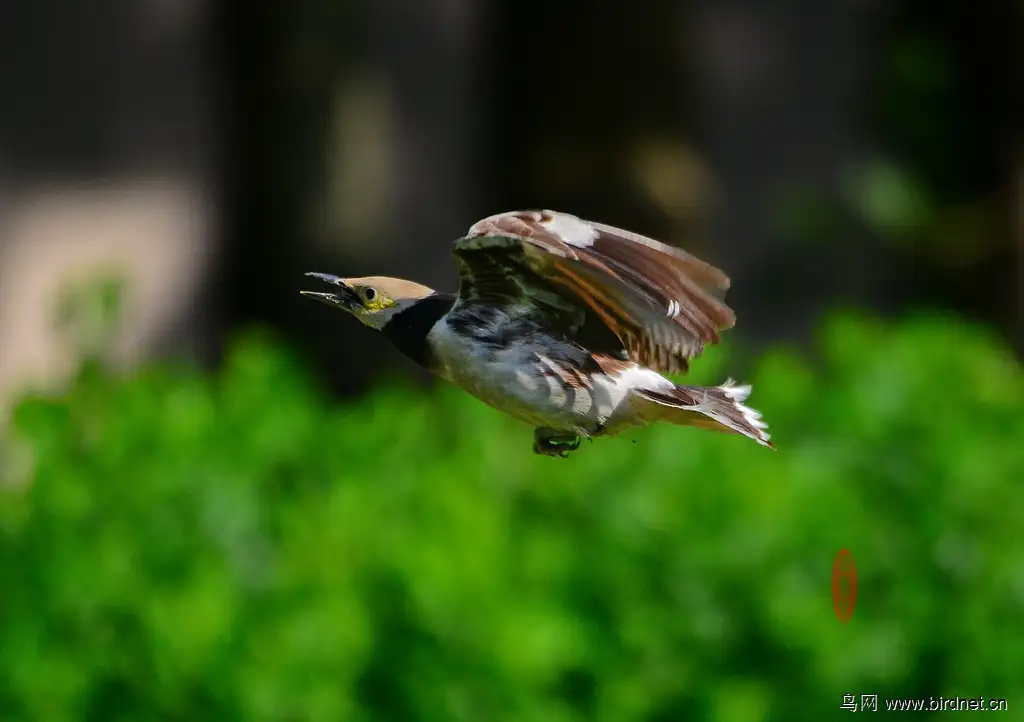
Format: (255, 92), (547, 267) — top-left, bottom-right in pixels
(636, 378), (774, 448)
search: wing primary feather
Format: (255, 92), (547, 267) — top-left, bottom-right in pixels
(456, 210), (738, 372)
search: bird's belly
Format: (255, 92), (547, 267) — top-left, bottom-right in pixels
(431, 341), (636, 433)
(446, 362), (593, 430)
(444, 359), (588, 428)
(427, 316), (649, 433)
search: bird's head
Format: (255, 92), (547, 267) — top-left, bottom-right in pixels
(300, 273), (436, 330)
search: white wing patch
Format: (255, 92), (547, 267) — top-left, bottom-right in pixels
(539, 211), (599, 247)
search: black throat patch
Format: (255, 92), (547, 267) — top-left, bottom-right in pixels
(380, 293), (456, 369)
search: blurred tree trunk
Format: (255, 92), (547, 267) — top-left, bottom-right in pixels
(363, 0), (488, 293)
(689, 0), (881, 348)
(221, 0), (487, 394)
(937, 0), (1022, 355)
(690, 0), (1022, 356)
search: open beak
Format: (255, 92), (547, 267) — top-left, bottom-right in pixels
(300, 272), (360, 310)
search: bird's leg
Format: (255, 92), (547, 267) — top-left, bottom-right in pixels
(532, 428), (582, 458)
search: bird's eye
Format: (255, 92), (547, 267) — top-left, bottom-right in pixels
(363, 287), (377, 302)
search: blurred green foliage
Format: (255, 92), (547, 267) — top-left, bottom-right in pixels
(1, 313), (1022, 722)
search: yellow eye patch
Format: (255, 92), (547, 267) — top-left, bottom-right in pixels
(358, 286), (396, 312)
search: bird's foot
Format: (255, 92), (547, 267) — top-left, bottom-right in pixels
(532, 428), (581, 458)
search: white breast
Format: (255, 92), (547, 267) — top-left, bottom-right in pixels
(428, 317), (561, 426)
(427, 315), (672, 434)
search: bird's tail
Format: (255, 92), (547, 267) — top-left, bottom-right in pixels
(635, 379), (775, 449)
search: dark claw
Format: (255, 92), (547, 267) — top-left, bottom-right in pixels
(532, 429), (582, 458)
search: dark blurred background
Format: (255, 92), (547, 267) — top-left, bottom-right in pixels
(0, 0), (1020, 399)
(1, 2), (1023, 721)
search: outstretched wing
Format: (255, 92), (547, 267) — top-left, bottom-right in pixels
(452, 210), (736, 373)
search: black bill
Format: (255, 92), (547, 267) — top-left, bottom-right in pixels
(300, 272), (360, 309)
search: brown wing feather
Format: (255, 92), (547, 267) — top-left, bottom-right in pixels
(450, 241), (587, 331)
(457, 210), (736, 373)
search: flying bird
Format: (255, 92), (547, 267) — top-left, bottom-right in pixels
(302, 210), (773, 457)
